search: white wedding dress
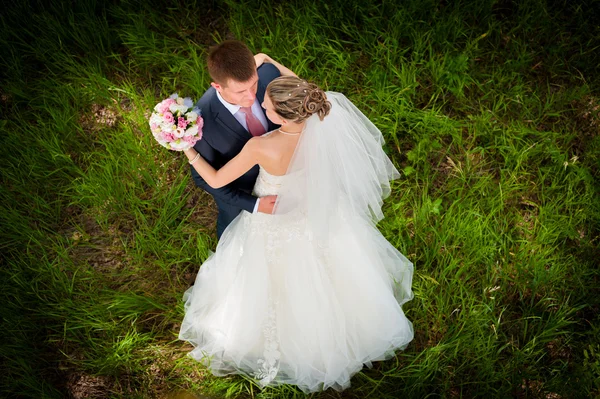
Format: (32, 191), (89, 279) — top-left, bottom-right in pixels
(179, 93), (414, 393)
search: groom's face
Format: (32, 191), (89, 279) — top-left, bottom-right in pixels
(212, 72), (259, 108)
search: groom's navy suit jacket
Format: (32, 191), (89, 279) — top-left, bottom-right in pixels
(191, 63), (280, 238)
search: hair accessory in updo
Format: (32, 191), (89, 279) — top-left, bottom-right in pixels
(266, 76), (332, 123)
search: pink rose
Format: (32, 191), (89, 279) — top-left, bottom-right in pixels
(162, 132), (175, 142)
(183, 135), (197, 145)
(157, 102), (168, 114)
(158, 98), (175, 114)
(196, 116), (204, 128)
(178, 117), (188, 129)
(163, 112), (174, 124)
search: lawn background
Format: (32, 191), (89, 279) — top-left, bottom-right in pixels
(1, 0), (599, 398)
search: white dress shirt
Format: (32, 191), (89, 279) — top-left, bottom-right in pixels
(215, 90), (268, 213)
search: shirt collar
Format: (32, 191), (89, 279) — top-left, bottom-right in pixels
(216, 89), (242, 115)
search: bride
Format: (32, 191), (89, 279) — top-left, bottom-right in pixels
(178, 75), (414, 393)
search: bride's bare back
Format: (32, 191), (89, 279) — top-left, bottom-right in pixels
(252, 129), (301, 176)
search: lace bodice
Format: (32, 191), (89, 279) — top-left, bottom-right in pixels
(252, 166), (288, 197)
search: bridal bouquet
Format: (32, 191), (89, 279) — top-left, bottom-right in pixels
(149, 94), (203, 151)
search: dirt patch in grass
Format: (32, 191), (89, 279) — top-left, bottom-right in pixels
(569, 95), (600, 163)
(514, 195), (540, 242)
(79, 102), (122, 136)
(66, 372), (114, 399)
(65, 212), (133, 278)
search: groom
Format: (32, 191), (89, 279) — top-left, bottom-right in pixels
(191, 40), (281, 238)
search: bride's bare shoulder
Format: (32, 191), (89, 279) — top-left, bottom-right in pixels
(253, 130), (280, 146)
(245, 133), (276, 156)
(250, 132), (283, 162)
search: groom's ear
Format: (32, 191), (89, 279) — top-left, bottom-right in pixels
(211, 82), (222, 92)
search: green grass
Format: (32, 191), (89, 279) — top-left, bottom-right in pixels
(1, 0), (599, 397)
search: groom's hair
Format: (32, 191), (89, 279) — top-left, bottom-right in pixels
(207, 40), (256, 87)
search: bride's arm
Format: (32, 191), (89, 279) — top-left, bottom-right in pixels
(183, 139), (260, 189)
(254, 53), (297, 77)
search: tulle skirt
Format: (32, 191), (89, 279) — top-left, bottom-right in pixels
(178, 206), (414, 393)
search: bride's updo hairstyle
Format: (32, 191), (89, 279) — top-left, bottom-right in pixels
(267, 76), (331, 123)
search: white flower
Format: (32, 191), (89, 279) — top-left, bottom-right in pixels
(176, 97), (184, 105)
(163, 123), (177, 132)
(186, 111), (198, 122)
(169, 103), (188, 114)
(149, 113), (163, 126)
(174, 127), (186, 138)
(170, 139), (191, 151)
(184, 125), (199, 137)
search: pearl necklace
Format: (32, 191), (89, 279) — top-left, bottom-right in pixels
(278, 128), (301, 136)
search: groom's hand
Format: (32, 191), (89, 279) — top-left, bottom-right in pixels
(257, 195), (277, 214)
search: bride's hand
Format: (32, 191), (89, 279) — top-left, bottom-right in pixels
(254, 53), (297, 77)
(254, 53), (271, 68)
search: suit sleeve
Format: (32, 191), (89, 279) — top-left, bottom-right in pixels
(190, 138), (257, 214)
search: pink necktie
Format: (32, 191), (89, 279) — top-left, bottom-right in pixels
(240, 106), (266, 136)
